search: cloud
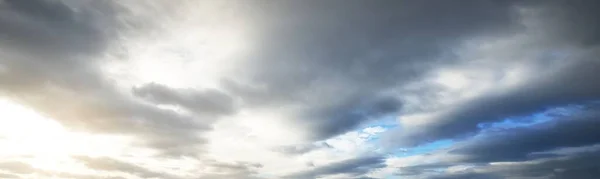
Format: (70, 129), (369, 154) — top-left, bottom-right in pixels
(424, 148), (600, 179)
(2, 1), (600, 179)
(530, 0), (600, 47)
(285, 156), (386, 179)
(426, 172), (503, 179)
(132, 83), (238, 117)
(0, 0), (216, 157)
(451, 106), (600, 163)
(0, 161), (35, 174)
(0, 173), (19, 179)
(0, 0), (119, 57)
(389, 57), (600, 147)
(390, 106), (600, 179)
(197, 160), (263, 179)
(75, 156), (179, 179)
(275, 142), (333, 156)
(383, 0), (600, 147)
(224, 0), (525, 141)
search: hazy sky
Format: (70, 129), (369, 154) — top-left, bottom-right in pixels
(1, 0), (599, 179)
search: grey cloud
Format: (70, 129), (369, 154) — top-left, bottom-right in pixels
(304, 97), (403, 140)
(0, 173), (19, 179)
(0, 0), (118, 57)
(0, 0), (213, 157)
(426, 172), (502, 179)
(451, 107), (600, 163)
(395, 164), (456, 177)
(388, 53), (600, 147)
(285, 156), (386, 179)
(275, 142), (333, 156)
(133, 83), (237, 117)
(0, 0), (118, 128)
(226, 0), (524, 141)
(530, 0), (600, 47)
(43, 172), (128, 179)
(3, 83), (210, 157)
(424, 149), (600, 179)
(0, 161), (35, 174)
(0, 0), (116, 93)
(75, 156), (180, 179)
(397, 107), (600, 179)
(0, 160), (127, 179)
(198, 174), (261, 179)
(2, 1), (600, 178)
(0, 160), (131, 179)
(195, 160), (263, 179)
(384, 0), (600, 147)
(276, 144), (321, 156)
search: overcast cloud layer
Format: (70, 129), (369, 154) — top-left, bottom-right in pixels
(1, 0), (599, 179)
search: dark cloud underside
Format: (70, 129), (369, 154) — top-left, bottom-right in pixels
(285, 156), (386, 179)
(227, 0), (525, 140)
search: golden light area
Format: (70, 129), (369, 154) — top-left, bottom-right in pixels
(0, 99), (133, 173)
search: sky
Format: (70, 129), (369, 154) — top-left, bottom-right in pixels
(0, 0), (599, 179)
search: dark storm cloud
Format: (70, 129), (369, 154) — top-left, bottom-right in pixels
(227, 0), (525, 140)
(133, 83), (238, 116)
(285, 156), (386, 179)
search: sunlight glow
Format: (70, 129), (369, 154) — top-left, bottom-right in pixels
(0, 99), (132, 172)
(102, 16), (250, 90)
(435, 70), (469, 90)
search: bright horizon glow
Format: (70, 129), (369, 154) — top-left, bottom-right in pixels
(0, 99), (132, 173)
